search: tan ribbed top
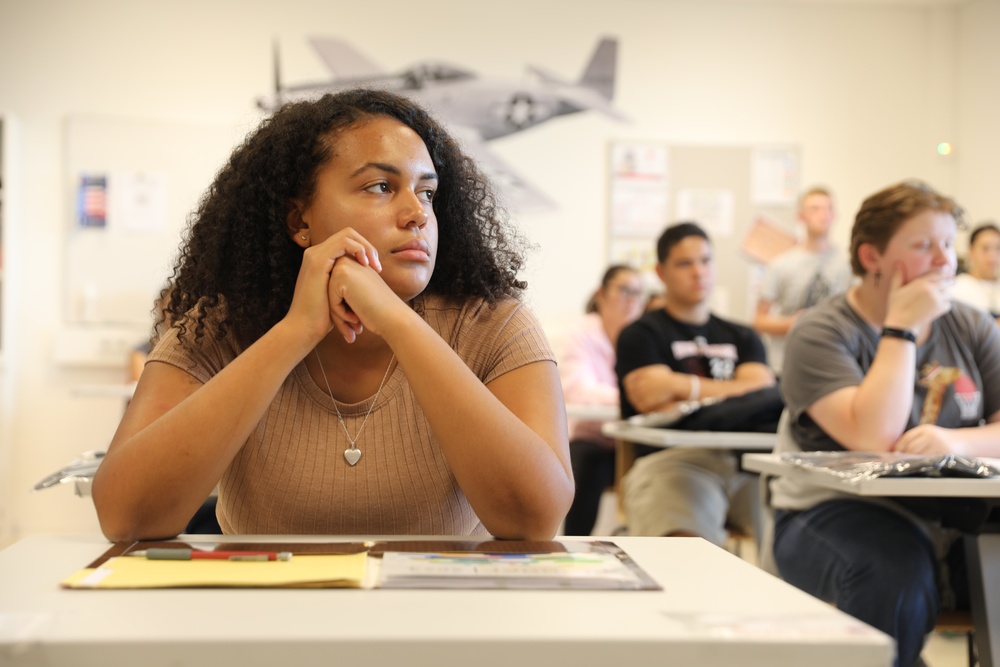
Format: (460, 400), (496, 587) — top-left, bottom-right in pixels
(148, 294), (554, 535)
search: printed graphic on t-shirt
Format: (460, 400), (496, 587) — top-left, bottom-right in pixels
(919, 362), (981, 424)
(801, 271), (835, 310)
(953, 374), (983, 421)
(670, 336), (738, 380)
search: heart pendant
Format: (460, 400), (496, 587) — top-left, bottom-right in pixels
(344, 448), (362, 466)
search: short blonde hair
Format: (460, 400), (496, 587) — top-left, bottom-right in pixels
(798, 186), (833, 209)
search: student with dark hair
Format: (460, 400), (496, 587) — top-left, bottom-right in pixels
(559, 264), (644, 535)
(952, 221), (1000, 320)
(771, 181), (1000, 667)
(93, 89), (573, 542)
(616, 222), (775, 544)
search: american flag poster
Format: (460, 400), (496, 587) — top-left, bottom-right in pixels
(78, 174), (107, 228)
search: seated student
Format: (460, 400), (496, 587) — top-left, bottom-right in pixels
(616, 222), (775, 545)
(752, 186), (853, 373)
(770, 181), (1000, 667)
(559, 264), (645, 535)
(951, 221), (1000, 322)
(92, 89), (573, 542)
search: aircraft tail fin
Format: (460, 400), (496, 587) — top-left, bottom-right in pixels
(578, 37), (617, 100)
(256, 39), (284, 112)
(272, 39), (282, 94)
(309, 36), (384, 79)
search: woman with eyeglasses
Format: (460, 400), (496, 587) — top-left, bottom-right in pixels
(558, 265), (645, 535)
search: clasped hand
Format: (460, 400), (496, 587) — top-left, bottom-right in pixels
(287, 228), (399, 344)
(892, 424), (958, 456)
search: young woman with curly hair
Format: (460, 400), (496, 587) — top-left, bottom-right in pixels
(93, 89), (573, 542)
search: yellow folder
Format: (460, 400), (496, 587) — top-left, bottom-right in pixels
(61, 552), (367, 589)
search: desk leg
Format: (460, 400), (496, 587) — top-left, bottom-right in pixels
(965, 533), (1000, 667)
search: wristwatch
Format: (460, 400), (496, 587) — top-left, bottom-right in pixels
(881, 327), (917, 343)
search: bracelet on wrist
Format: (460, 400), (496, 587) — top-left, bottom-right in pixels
(688, 374), (700, 401)
(881, 326), (917, 343)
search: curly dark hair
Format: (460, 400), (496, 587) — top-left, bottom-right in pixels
(160, 88), (528, 349)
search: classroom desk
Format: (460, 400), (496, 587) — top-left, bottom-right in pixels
(743, 452), (1000, 667)
(565, 403), (619, 421)
(0, 534), (892, 667)
(601, 422), (776, 450)
(742, 452), (1000, 497)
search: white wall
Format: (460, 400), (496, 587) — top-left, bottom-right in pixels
(0, 0), (993, 545)
(956, 0), (1000, 233)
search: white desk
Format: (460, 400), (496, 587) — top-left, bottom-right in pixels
(742, 452), (1000, 497)
(565, 403), (618, 421)
(602, 422), (776, 450)
(0, 534), (891, 667)
(743, 452), (1000, 667)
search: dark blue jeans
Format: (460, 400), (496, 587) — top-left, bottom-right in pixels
(774, 500), (939, 667)
(564, 439), (615, 536)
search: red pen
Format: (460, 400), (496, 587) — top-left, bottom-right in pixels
(129, 548), (292, 561)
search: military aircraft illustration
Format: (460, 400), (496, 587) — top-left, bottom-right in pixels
(257, 37), (625, 210)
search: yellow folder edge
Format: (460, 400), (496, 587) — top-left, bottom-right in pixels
(60, 552), (367, 589)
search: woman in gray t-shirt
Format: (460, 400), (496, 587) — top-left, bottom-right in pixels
(771, 180), (1000, 667)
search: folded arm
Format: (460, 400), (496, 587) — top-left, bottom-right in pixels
(92, 320), (319, 542)
(623, 362), (775, 414)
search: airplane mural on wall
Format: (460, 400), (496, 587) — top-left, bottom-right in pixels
(257, 37), (625, 211)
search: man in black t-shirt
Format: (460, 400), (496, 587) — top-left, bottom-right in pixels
(616, 222), (775, 545)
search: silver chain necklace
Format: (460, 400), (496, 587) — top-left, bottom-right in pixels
(313, 349), (395, 467)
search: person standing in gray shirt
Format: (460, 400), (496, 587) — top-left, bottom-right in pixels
(753, 186), (853, 372)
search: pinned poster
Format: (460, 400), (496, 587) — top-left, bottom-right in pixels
(609, 141), (669, 237)
(741, 215), (798, 264)
(110, 170), (169, 233)
(751, 147), (799, 205)
(675, 189), (734, 238)
(610, 237), (659, 276)
(77, 174), (108, 228)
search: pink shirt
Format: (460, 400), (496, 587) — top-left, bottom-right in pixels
(559, 313), (619, 446)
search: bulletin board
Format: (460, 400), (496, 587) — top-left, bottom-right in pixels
(64, 116), (244, 325)
(608, 142), (800, 323)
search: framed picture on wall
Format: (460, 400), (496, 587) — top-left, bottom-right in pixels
(608, 141), (669, 238)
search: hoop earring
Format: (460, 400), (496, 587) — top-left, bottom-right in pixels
(874, 271), (881, 287)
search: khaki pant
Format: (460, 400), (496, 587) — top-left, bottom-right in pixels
(622, 447), (756, 546)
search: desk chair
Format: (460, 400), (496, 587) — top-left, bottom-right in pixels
(754, 412), (979, 666)
(613, 437), (637, 523)
(185, 497), (221, 534)
(758, 469), (977, 665)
